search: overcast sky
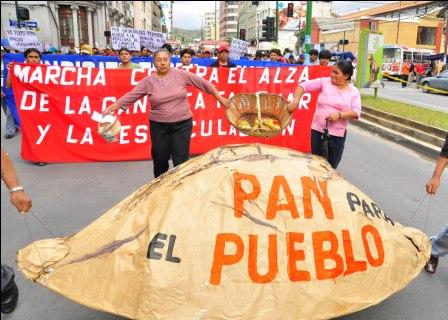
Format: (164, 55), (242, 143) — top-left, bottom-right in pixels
(170, 1), (393, 30)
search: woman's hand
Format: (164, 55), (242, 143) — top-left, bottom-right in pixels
(6, 62), (13, 70)
(287, 102), (296, 113)
(103, 102), (119, 116)
(220, 97), (230, 108)
(326, 112), (342, 122)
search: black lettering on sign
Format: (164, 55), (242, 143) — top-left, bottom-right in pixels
(346, 192), (360, 211)
(346, 192), (394, 226)
(147, 233), (181, 263)
(166, 235), (181, 263)
(147, 232), (166, 260)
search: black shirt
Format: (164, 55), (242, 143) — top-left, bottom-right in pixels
(209, 60), (237, 68)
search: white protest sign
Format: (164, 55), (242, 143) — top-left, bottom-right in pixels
(229, 38), (250, 60)
(6, 28), (42, 52)
(139, 30), (166, 52)
(111, 27), (140, 51)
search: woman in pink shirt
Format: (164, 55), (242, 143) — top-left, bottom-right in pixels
(287, 60), (361, 168)
(103, 49), (230, 178)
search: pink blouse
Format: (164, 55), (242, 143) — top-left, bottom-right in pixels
(300, 77), (361, 137)
(117, 69), (214, 123)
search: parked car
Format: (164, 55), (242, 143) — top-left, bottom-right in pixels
(420, 70), (448, 93)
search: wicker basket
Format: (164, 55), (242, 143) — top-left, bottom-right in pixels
(226, 93), (291, 138)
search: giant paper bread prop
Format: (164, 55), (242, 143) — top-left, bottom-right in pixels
(17, 144), (430, 320)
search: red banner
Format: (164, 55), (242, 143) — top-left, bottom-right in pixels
(11, 63), (331, 162)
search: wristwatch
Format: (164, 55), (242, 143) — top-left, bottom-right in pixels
(10, 185), (24, 193)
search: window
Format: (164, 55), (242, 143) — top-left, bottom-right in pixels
(416, 26), (436, 45)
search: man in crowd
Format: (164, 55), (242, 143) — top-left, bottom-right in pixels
(424, 134), (448, 274)
(103, 46), (115, 56)
(80, 44), (93, 55)
(269, 49), (281, 62)
(202, 49), (213, 59)
(297, 54), (305, 65)
(309, 49), (319, 65)
(209, 45), (236, 68)
(180, 48), (195, 66)
(319, 50), (332, 66)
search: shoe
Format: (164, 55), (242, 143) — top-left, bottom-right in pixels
(3, 133), (15, 139)
(424, 254), (439, 274)
(1, 281), (19, 314)
(36, 162), (47, 166)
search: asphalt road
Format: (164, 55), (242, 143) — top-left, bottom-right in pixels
(1, 124), (447, 320)
(361, 80), (448, 113)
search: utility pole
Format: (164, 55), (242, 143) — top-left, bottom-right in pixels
(276, 0), (279, 42)
(214, 1), (217, 42)
(15, 0), (21, 29)
(396, 1), (401, 44)
(444, 7), (448, 56)
(305, 1), (312, 53)
(170, 1), (174, 39)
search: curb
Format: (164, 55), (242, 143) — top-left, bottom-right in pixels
(361, 106), (446, 138)
(353, 105), (445, 160)
(352, 119), (440, 159)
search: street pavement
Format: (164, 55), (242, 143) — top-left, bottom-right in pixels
(361, 80), (448, 113)
(1, 123), (447, 319)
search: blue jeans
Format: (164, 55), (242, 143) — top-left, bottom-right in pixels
(1, 96), (16, 135)
(430, 225), (448, 258)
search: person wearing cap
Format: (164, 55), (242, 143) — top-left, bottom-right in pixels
(117, 47), (141, 69)
(209, 45), (236, 68)
(297, 54), (305, 65)
(103, 46), (115, 56)
(202, 49), (212, 59)
(103, 48), (231, 178)
(80, 44), (93, 55)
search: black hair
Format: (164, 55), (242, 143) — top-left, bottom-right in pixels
(118, 47), (130, 55)
(141, 46), (147, 51)
(309, 49), (319, 56)
(180, 48), (195, 58)
(161, 43), (173, 53)
(270, 49), (281, 56)
(319, 49), (331, 60)
(334, 60), (354, 80)
(24, 48), (42, 58)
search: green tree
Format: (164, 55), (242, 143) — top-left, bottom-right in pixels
(295, 29), (306, 52)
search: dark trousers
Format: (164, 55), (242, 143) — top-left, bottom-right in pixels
(311, 129), (347, 169)
(401, 74), (408, 87)
(150, 118), (193, 178)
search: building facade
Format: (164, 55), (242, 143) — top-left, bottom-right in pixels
(219, 1), (238, 41)
(203, 10), (219, 40)
(318, 1), (446, 54)
(238, 1), (331, 48)
(132, 1), (163, 32)
(1, 1), (164, 50)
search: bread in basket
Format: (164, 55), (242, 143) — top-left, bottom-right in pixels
(226, 92), (292, 138)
